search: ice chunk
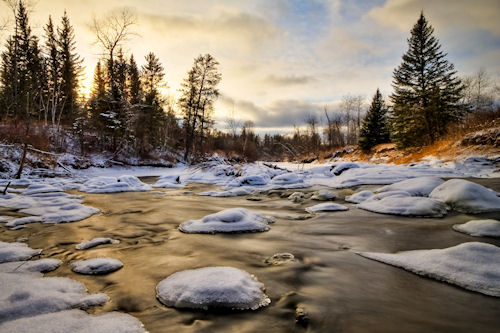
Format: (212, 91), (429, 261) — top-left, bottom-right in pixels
(0, 272), (109, 322)
(76, 238), (120, 250)
(358, 242), (500, 297)
(180, 208), (274, 234)
(345, 190), (373, 203)
(429, 179), (500, 213)
(305, 203), (348, 213)
(71, 258), (123, 275)
(0, 309), (146, 333)
(311, 189), (336, 201)
(0, 241), (41, 263)
(453, 220), (500, 237)
(0, 259), (61, 273)
(358, 191), (448, 217)
(156, 266), (270, 310)
(80, 175), (151, 193)
(376, 177), (444, 196)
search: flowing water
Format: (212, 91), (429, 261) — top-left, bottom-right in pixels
(1, 178), (500, 333)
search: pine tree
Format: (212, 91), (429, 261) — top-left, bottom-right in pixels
(390, 12), (464, 148)
(88, 61), (108, 135)
(43, 15), (60, 125)
(358, 89), (390, 152)
(57, 11), (83, 124)
(179, 54), (221, 161)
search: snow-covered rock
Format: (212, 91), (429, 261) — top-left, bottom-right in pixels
(80, 175), (151, 193)
(331, 162), (360, 176)
(453, 220), (500, 237)
(0, 272), (109, 322)
(76, 238), (120, 250)
(156, 266), (270, 310)
(358, 242), (500, 297)
(228, 175), (269, 187)
(311, 189), (336, 201)
(0, 309), (146, 333)
(153, 174), (185, 188)
(179, 208), (274, 234)
(358, 191), (448, 217)
(0, 241), (41, 263)
(270, 173), (303, 186)
(198, 187), (254, 197)
(71, 258), (123, 275)
(429, 179), (500, 213)
(376, 177), (444, 197)
(305, 203), (348, 213)
(288, 192), (305, 202)
(345, 190), (374, 203)
(0, 258), (61, 273)
(264, 253), (296, 265)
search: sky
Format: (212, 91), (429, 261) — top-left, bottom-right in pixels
(1, 0), (500, 134)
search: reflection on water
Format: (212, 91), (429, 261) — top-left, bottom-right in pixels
(1, 179), (500, 333)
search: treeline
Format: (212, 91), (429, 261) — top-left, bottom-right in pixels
(0, 3), (498, 164)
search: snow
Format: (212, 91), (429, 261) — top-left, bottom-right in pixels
(358, 242), (500, 297)
(269, 172), (303, 186)
(153, 174), (185, 188)
(0, 309), (146, 333)
(358, 191), (449, 217)
(453, 220), (500, 237)
(22, 184), (63, 195)
(311, 189), (336, 201)
(0, 272), (109, 322)
(429, 179), (500, 213)
(0, 258), (61, 273)
(345, 190), (374, 203)
(156, 266), (270, 310)
(227, 175), (269, 187)
(376, 177), (444, 196)
(198, 187), (254, 197)
(330, 162), (360, 175)
(265, 253), (296, 265)
(80, 175), (151, 193)
(305, 203), (348, 213)
(179, 208), (274, 234)
(71, 258), (123, 275)
(288, 192), (305, 202)
(76, 238), (120, 250)
(0, 241), (41, 263)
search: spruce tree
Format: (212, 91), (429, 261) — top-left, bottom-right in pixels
(358, 89), (390, 152)
(57, 11), (83, 124)
(44, 15), (60, 125)
(390, 12), (464, 148)
(127, 54), (142, 105)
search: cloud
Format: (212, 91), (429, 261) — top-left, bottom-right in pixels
(263, 74), (316, 86)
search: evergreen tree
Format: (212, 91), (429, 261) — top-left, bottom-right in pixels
(179, 54), (221, 161)
(127, 54), (141, 105)
(57, 11), (83, 124)
(390, 12), (464, 148)
(88, 61), (109, 135)
(43, 15), (60, 125)
(358, 89), (390, 152)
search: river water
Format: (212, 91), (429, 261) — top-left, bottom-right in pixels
(1, 178), (500, 333)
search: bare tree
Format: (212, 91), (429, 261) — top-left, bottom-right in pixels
(91, 8), (136, 99)
(462, 68), (495, 112)
(323, 105), (345, 148)
(304, 113), (321, 153)
(340, 94), (364, 145)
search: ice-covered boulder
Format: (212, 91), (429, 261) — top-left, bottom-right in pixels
(376, 177), (444, 196)
(429, 179), (500, 213)
(311, 189), (336, 201)
(345, 190), (374, 203)
(71, 258), (123, 275)
(358, 242), (500, 297)
(305, 203), (348, 213)
(0, 259), (61, 273)
(80, 175), (151, 193)
(179, 208), (274, 233)
(358, 191), (448, 217)
(0, 309), (146, 333)
(0, 241), (41, 263)
(453, 219), (500, 237)
(156, 266), (270, 310)
(76, 238), (120, 250)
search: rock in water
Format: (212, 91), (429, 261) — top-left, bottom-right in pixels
(71, 258), (123, 275)
(156, 266), (270, 310)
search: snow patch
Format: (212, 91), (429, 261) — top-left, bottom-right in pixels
(305, 203), (348, 213)
(156, 266), (270, 310)
(453, 220), (500, 237)
(0, 241), (42, 263)
(376, 177), (444, 196)
(80, 175), (151, 193)
(76, 238), (120, 250)
(71, 258), (123, 275)
(345, 190), (374, 203)
(358, 242), (500, 297)
(0, 258), (61, 273)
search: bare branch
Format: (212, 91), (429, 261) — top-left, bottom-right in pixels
(91, 8), (137, 54)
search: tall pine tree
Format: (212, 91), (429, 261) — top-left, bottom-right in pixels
(390, 12), (464, 148)
(358, 89), (390, 152)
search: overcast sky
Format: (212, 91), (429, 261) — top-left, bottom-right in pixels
(2, 0), (500, 134)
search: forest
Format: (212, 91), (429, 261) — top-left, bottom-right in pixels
(0, 1), (499, 165)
